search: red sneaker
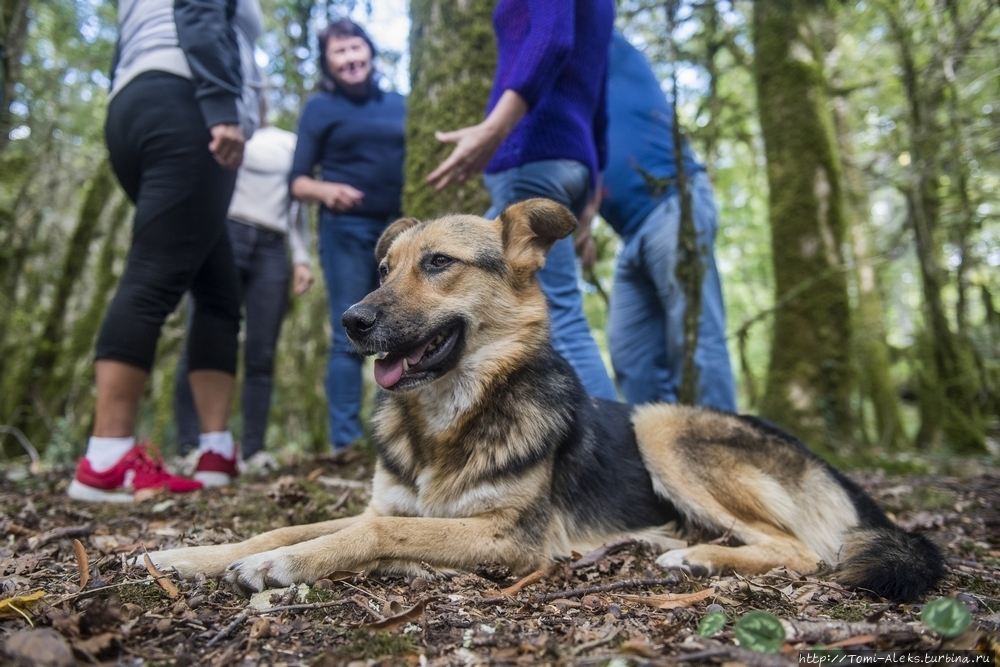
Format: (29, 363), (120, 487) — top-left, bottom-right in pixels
(193, 450), (238, 487)
(68, 442), (203, 503)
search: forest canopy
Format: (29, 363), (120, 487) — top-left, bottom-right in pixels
(0, 0), (997, 467)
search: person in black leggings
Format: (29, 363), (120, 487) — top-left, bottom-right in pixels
(68, 0), (259, 503)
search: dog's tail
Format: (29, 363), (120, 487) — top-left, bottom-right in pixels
(837, 525), (946, 603)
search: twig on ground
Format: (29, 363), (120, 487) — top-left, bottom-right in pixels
(257, 599), (353, 615)
(571, 538), (635, 570)
(205, 609), (252, 648)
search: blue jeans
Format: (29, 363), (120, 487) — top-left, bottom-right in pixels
(484, 160), (617, 401)
(318, 214), (388, 449)
(607, 172), (736, 411)
(175, 219), (292, 456)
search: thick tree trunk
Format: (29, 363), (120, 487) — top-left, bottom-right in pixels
(404, 0), (496, 220)
(752, 0), (854, 452)
(6, 160), (116, 454)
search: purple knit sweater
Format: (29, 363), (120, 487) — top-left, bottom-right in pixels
(484, 0), (615, 185)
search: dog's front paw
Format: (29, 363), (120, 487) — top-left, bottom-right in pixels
(655, 548), (710, 577)
(226, 549), (303, 593)
(141, 548), (207, 579)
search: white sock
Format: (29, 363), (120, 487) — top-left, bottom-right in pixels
(198, 431), (235, 459)
(85, 436), (136, 472)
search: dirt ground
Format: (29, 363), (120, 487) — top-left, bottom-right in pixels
(1, 451), (998, 666)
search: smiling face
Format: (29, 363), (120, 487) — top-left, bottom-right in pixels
(341, 200), (578, 393)
(325, 35), (373, 95)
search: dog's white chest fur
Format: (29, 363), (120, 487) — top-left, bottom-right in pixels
(370, 466), (511, 519)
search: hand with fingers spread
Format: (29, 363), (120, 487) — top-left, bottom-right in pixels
(209, 123), (246, 170)
(427, 89), (528, 192)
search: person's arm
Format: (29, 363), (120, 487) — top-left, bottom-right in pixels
(175, 0), (245, 169)
(287, 200), (314, 295)
(427, 0), (574, 191)
(288, 99), (364, 211)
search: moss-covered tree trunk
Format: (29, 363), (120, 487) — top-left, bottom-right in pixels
(752, 0), (853, 452)
(404, 0), (496, 220)
(829, 92), (907, 453)
(6, 159), (116, 455)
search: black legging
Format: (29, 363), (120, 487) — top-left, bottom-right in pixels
(97, 71), (240, 374)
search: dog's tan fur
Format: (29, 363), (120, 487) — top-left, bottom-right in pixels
(149, 199), (942, 601)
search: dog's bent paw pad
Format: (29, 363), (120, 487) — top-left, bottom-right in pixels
(655, 549), (709, 577)
(226, 551), (298, 593)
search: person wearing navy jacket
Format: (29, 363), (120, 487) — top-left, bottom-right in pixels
(290, 19), (406, 453)
(69, 0), (262, 502)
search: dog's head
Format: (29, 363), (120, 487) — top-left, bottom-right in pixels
(342, 198), (577, 392)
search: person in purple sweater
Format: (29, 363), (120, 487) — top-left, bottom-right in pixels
(428, 0), (618, 401)
(290, 19), (406, 452)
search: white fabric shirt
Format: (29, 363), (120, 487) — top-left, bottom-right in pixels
(228, 126), (311, 266)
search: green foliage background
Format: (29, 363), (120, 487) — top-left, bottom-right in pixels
(0, 0), (998, 466)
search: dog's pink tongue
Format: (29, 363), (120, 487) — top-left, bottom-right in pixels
(372, 345), (431, 389)
(373, 357), (404, 389)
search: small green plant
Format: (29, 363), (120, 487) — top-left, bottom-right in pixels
(921, 597), (972, 638)
(733, 610), (785, 654)
(697, 611), (728, 637)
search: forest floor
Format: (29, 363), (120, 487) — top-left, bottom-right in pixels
(1, 450), (999, 666)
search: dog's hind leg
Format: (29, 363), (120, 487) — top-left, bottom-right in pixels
(654, 524), (821, 576)
(631, 405), (855, 577)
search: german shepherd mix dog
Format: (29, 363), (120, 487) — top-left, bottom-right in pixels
(149, 199), (944, 602)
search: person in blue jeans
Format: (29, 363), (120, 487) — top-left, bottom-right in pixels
(427, 0), (618, 401)
(591, 32), (736, 411)
(290, 19), (406, 451)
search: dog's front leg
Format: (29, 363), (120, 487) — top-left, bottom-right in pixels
(228, 514), (538, 592)
(147, 513), (371, 579)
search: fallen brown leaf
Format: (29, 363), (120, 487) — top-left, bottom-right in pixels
(143, 554), (179, 598)
(618, 587), (714, 609)
(364, 597), (432, 632)
(72, 539), (89, 592)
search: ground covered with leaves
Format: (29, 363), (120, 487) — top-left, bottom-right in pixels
(1, 452), (999, 666)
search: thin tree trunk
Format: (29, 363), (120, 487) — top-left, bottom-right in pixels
(884, 2), (986, 452)
(753, 0), (853, 452)
(404, 0), (496, 220)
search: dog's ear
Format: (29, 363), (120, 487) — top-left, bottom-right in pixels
(498, 198), (577, 273)
(375, 217), (422, 262)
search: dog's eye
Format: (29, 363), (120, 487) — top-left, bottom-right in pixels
(378, 262), (390, 281)
(426, 254), (454, 271)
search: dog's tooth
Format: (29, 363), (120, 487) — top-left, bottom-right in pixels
(375, 351), (388, 360)
(402, 359), (409, 372)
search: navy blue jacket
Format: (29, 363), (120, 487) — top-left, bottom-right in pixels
(290, 89), (406, 220)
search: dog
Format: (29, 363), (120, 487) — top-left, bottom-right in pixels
(148, 198), (944, 602)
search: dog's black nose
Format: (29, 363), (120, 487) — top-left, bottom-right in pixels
(342, 303), (379, 337)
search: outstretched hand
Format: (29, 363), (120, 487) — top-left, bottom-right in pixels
(426, 89), (529, 193)
(427, 123), (505, 192)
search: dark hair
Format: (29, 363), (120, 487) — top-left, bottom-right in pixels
(317, 19), (378, 95)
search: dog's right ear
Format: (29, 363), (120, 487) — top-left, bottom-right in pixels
(375, 217), (422, 262)
(498, 198), (577, 273)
